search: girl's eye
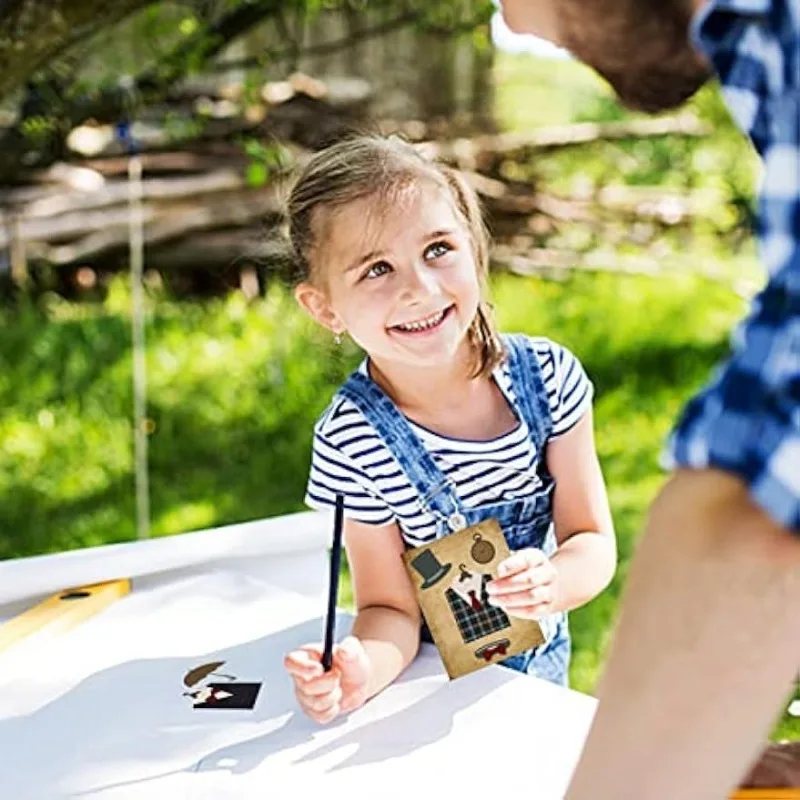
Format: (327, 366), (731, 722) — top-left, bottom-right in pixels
(425, 241), (452, 260)
(363, 261), (392, 280)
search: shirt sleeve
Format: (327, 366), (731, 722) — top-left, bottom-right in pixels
(304, 429), (394, 526)
(674, 0), (800, 532)
(546, 341), (595, 437)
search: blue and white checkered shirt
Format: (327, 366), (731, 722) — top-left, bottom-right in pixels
(667, 0), (800, 532)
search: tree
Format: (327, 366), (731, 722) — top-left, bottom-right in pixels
(0, 0), (494, 182)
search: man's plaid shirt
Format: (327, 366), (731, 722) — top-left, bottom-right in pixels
(667, 0), (800, 531)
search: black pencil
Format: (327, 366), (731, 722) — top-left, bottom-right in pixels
(322, 493), (345, 672)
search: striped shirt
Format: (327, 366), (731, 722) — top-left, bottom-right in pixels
(304, 337), (594, 547)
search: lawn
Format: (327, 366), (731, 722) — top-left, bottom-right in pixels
(0, 51), (796, 739)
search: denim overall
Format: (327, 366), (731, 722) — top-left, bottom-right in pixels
(338, 334), (571, 686)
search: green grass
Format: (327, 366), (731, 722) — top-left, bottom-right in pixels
(1, 51), (796, 741)
(0, 285), (358, 555)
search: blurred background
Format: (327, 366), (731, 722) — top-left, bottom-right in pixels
(1, 0), (794, 736)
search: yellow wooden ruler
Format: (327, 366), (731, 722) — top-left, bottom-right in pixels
(732, 790), (800, 799)
(0, 579), (130, 654)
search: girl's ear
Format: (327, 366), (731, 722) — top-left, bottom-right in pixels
(294, 282), (345, 335)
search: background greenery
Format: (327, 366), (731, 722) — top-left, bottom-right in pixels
(2, 51), (796, 739)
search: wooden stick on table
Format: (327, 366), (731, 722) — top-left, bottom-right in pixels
(0, 580), (131, 654)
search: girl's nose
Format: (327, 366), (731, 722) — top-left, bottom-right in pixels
(398, 262), (438, 303)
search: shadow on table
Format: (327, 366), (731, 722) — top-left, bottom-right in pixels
(0, 616), (333, 798)
(296, 663), (516, 772)
(2, 610), (519, 798)
(195, 650), (517, 777)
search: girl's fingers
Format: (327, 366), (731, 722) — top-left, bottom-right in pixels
(332, 636), (370, 692)
(488, 567), (553, 595)
(289, 644), (324, 661)
(298, 684), (343, 714)
(496, 549), (546, 578)
(287, 641), (369, 724)
(489, 586), (552, 609)
(295, 673), (340, 697)
(284, 645), (325, 679)
(284, 657), (322, 678)
(310, 702), (341, 725)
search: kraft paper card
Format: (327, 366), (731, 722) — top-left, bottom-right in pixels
(402, 518), (545, 680)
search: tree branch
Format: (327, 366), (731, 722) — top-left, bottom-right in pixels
(0, 0), (493, 182)
(207, 9), (420, 73)
(112, 0), (287, 114)
(0, 0), (287, 180)
(206, 7), (491, 74)
(0, 0), (155, 100)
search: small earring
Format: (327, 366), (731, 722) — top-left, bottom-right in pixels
(334, 331), (343, 345)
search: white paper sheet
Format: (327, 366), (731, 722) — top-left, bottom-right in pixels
(0, 514), (596, 800)
(0, 510), (330, 608)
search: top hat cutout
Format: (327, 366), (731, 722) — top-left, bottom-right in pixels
(410, 549), (452, 589)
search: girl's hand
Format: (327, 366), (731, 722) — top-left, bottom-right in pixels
(283, 636), (371, 724)
(486, 548), (559, 620)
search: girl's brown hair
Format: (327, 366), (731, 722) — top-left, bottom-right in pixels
(286, 134), (504, 378)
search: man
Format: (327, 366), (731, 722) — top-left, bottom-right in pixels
(497, 1), (800, 797)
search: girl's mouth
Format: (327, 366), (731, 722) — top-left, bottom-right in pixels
(389, 305), (454, 335)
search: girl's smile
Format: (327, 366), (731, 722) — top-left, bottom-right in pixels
(388, 304), (456, 337)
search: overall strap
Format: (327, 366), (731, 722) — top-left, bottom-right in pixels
(337, 368), (462, 521)
(501, 334), (554, 455)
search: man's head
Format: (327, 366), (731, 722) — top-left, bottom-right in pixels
(499, 0), (713, 113)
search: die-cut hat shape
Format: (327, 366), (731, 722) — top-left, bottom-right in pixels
(410, 549), (452, 589)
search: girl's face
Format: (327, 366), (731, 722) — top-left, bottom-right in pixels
(296, 183), (482, 371)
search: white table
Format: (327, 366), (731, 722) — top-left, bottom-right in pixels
(0, 512), (596, 799)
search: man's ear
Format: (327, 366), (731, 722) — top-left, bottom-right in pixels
(294, 282), (345, 335)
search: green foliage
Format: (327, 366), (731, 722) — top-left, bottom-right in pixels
(161, 110), (207, 144)
(241, 137), (292, 186)
(19, 115), (59, 142)
(56, 0), (495, 101)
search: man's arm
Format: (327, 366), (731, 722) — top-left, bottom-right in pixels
(566, 467), (800, 800)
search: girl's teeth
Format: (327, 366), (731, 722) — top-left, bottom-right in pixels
(396, 310), (445, 332)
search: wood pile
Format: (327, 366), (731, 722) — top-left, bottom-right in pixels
(0, 84), (715, 298)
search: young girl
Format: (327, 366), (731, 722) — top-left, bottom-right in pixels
(283, 135), (616, 724)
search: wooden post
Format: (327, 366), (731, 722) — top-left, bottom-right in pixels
(9, 214), (28, 289)
(129, 155), (150, 540)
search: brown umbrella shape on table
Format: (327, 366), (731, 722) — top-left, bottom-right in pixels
(183, 661), (236, 688)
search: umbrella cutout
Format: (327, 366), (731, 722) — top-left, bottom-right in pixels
(183, 661), (236, 688)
